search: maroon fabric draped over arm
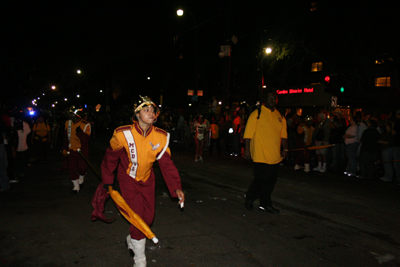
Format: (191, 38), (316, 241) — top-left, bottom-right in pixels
(91, 146), (124, 222)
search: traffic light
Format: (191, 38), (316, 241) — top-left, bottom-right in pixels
(340, 86), (344, 93)
(324, 76), (332, 93)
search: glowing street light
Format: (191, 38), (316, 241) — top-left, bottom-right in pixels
(77, 95), (80, 98)
(51, 85), (56, 90)
(64, 98), (68, 101)
(77, 70), (81, 74)
(176, 8), (199, 91)
(265, 47), (272, 54)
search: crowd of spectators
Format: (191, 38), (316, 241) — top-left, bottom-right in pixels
(1, 101), (400, 191)
(286, 108), (400, 184)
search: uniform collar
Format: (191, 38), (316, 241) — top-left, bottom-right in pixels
(134, 121), (153, 136)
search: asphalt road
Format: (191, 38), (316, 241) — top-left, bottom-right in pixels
(1, 132), (400, 267)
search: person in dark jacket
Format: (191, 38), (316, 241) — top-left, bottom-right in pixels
(359, 120), (381, 179)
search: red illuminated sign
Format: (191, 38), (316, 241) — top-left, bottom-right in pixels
(277, 87), (314, 95)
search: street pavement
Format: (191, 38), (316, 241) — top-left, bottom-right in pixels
(1, 131), (400, 267)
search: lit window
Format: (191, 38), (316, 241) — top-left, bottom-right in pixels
(310, 2), (317, 11)
(187, 90), (194, 96)
(375, 77), (391, 87)
(375, 60), (384, 64)
(311, 62), (323, 72)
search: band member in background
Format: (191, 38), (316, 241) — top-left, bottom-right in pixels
(61, 107), (91, 193)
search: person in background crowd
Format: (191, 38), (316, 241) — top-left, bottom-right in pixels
(313, 112), (331, 173)
(176, 112), (185, 145)
(14, 118), (31, 181)
(378, 120), (396, 182)
(218, 116), (229, 155)
(294, 116), (314, 173)
(392, 109), (400, 185)
(232, 110), (242, 156)
(31, 115), (51, 163)
(0, 110), (11, 192)
(359, 120), (381, 179)
(329, 108), (348, 173)
(244, 90), (288, 214)
(211, 96), (218, 113)
(286, 113), (301, 165)
(343, 115), (360, 177)
(209, 117), (220, 156)
(194, 115), (207, 163)
(58, 111), (73, 172)
(61, 108), (91, 193)
(7, 116), (18, 183)
(93, 96), (184, 267)
(203, 116), (210, 151)
(183, 118), (191, 147)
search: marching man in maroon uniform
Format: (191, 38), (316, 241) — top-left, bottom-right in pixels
(95, 96), (184, 267)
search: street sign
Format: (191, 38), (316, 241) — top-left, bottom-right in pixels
(331, 96), (338, 107)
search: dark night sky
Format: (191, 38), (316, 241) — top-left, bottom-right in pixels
(3, 1), (400, 108)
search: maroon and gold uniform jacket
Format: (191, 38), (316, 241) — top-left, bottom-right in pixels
(101, 122), (182, 197)
(93, 122), (182, 239)
(62, 119), (91, 153)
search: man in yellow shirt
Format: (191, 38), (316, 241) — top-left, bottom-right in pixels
(243, 90), (288, 214)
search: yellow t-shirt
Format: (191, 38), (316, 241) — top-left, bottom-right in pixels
(243, 106), (287, 164)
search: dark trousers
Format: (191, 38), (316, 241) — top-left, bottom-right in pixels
(359, 151), (379, 179)
(295, 148), (311, 165)
(246, 162), (279, 208)
(68, 150), (88, 180)
(15, 150), (28, 177)
(209, 138), (220, 155)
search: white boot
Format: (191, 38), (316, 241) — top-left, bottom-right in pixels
(313, 162), (322, 171)
(320, 163), (327, 173)
(304, 164), (310, 173)
(294, 164), (301, 171)
(71, 179), (80, 193)
(126, 235), (146, 267)
(78, 175), (85, 185)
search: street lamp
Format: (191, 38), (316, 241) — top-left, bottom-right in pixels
(177, 9), (199, 91)
(258, 47), (273, 101)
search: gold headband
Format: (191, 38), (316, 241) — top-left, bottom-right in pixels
(134, 95), (159, 117)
